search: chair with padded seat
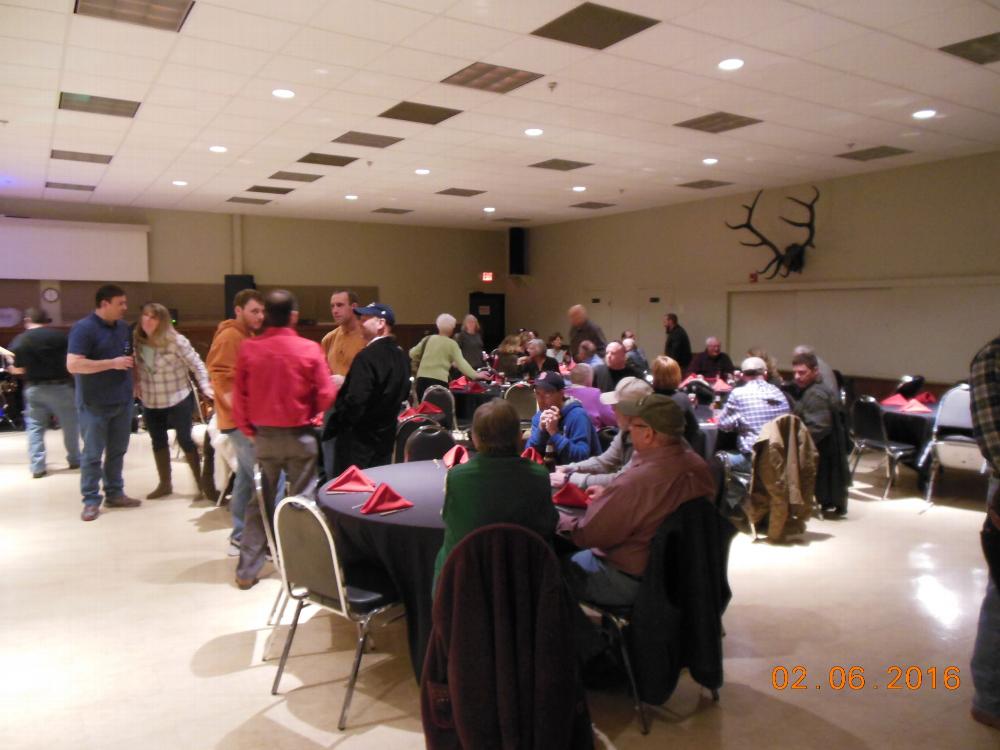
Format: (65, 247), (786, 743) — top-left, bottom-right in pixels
(503, 382), (537, 425)
(404, 424), (456, 462)
(394, 414), (437, 464)
(849, 396), (918, 500)
(271, 495), (404, 730)
(421, 384), (458, 431)
(920, 384), (987, 507)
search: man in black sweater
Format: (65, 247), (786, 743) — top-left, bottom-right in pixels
(663, 312), (692, 369)
(325, 302), (411, 474)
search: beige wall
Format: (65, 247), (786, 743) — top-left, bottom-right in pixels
(499, 151), (1000, 383)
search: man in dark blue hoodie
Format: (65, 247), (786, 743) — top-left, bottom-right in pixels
(525, 371), (601, 464)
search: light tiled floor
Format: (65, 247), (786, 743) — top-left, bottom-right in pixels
(1, 428), (997, 749)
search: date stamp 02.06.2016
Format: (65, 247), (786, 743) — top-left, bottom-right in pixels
(771, 665), (961, 692)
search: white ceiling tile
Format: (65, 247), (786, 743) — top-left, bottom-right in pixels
(617, 67), (714, 99)
(51, 125), (124, 153)
(157, 63), (250, 95)
(55, 108), (133, 135)
(670, 42), (790, 79)
(670, 0), (810, 39)
(338, 70), (429, 101)
(283, 27), (390, 67)
(168, 37), (271, 76)
(554, 54), (664, 88)
(208, 113), (279, 135)
(751, 11), (868, 56)
(412, 82), (504, 111)
(221, 97), (301, 122)
(401, 17), (517, 60)
(0, 84), (52, 108)
(0, 37), (62, 69)
(890, 2), (1000, 48)
(46, 160), (108, 183)
(240, 78), (328, 108)
(257, 56), (355, 89)
(42, 186), (93, 201)
(128, 118), (203, 140)
(313, 88), (398, 116)
(0, 62), (59, 91)
(445, 0), (577, 33)
(182, 4), (300, 52)
(724, 121), (860, 154)
(732, 60), (846, 97)
(63, 46), (164, 85)
(197, 0), (327, 24)
(311, 0), (434, 43)
(0, 4), (68, 44)
(135, 103), (217, 128)
(920, 68), (1000, 115)
(483, 35), (594, 74)
(59, 72), (151, 102)
(143, 85), (230, 112)
(67, 14), (177, 60)
(367, 46), (473, 81)
(824, 0), (962, 29)
(610, 23), (725, 67)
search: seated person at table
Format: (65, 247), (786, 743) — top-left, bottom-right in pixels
(565, 364), (616, 429)
(575, 340), (603, 368)
(546, 332), (568, 364)
(687, 337), (736, 380)
(716, 356), (791, 506)
(747, 347), (782, 387)
(552, 377), (651, 489)
(525, 371), (601, 464)
(494, 334), (523, 378)
(433, 400), (558, 588)
(651, 355), (702, 448)
(622, 336), (649, 373)
(517, 338), (559, 380)
(791, 351), (849, 515)
(558, 395), (715, 606)
(793, 344), (837, 394)
(411, 313), (488, 399)
(592, 341), (644, 393)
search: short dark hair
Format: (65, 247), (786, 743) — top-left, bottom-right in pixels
(791, 352), (819, 370)
(264, 289), (297, 328)
(233, 289), (263, 310)
(667, 313), (678, 324)
(472, 400), (521, 457)
(95, 284), (125, 307)
(332, 290), (358, 305)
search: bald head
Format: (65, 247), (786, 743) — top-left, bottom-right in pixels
(265, 289), (298, 328)
(705, 337), (721, 357)
(568, 304), (587, 327)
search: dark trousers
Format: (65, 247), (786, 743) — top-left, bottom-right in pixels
(416, 377), (447, 401)
(236, 426), (318, 582)
(143, 391), (196, 452)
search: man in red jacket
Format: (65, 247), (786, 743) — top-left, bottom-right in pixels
(232, 289), (335, 589)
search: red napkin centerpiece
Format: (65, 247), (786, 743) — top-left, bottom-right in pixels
(880, 394), (908, 407)
(553, 483), (589, 509)
(325, 465), (376, 493)
(449, 376), (470, 389)
(914, 391), (937, 405)
(443, 444), (469, 468)
(901, 399), (932, 414)
(521, 447), (544, 464)
(679, 374), (700, 388)
(712, 378), (732, 392)
(416, 401), (443, 415)
(360, 483), (414, 514)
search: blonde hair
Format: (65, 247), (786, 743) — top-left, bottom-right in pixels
(135, 302), (176, 349)
(652, 356), (682, 390)
(461, 314), (479, 333)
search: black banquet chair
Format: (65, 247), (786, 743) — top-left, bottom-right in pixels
(270, 495), (405, 730)
(921, 384), (986, 506)
(404, 424), (455, 462)
(849, 396), (917, 500)
(421, 384), (458, 431)
(394, 414), (437, 464)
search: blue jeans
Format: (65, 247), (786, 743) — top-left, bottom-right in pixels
(24, 383), (80, 474)
(565, 549), (641, 607)
(723, 451), (753, 510)
(224, 428), (256, 543)
(972, 476), (1000, 719)
(78, 401), (133, 505)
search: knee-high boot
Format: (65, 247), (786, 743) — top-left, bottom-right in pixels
(148, 448), (173, 499)
(184, 449), (205, 501)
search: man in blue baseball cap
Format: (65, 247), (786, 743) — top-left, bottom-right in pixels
(324, 301), (411, 473)
(524, 370), (601, 464)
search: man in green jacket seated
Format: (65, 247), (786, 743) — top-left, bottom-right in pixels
(433, 399), (558, 588)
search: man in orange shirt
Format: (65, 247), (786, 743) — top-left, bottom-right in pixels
(206, 289), (264, 556)
(319, 290), (365, 480)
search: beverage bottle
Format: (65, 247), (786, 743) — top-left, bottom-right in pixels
(543, 442), (556, 473)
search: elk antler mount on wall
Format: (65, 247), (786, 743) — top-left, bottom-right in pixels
(726, 186), (820, 280)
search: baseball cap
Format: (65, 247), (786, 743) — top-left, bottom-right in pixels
(615, 394), (685, 437)
(741, 356), (767, 373)
(533, 370), (565, 391)
(353, 302), (395, 326)
(599, 375), (652, 405)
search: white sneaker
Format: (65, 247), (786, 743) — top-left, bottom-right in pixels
(227, 539), (240, 557)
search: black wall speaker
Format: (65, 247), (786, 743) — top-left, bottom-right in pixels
(223, 274), (256, 319)
(508, 227), (528, 275)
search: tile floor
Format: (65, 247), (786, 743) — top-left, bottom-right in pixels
(0, 428), (997, 749)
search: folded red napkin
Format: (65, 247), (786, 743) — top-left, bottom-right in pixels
(465, 381), (486, 394)
(553, 483), (589, 508)
(360, 483), (414, 514)
(914, 391), (937, 405)
(443, 444), (469, 468)
(880, 394), (908, 407)
(416, 401), (443, 414)
(325, 465), (376, 493)
(712, 379), (732, 392)
(398, 407), (418, 422)
(521, 447), (544, 464)
(679, 375), (700, 388)
(559, 364), (571, 375)
(449, 376), (469, 389)
(902, 399), (932, 414)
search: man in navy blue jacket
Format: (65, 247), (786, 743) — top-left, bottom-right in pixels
(525, 371), (601, 464)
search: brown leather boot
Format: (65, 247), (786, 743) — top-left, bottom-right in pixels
(184, 449), (205, 501)
(147, 448), (172, 499)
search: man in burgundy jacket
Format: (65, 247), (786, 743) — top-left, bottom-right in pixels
(232, 289), (335, 589)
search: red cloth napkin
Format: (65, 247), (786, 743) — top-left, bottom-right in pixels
(880, 394), (908, 407)
(902, 399), (932, 414)
(416, 401), (443, 415)
(466, 382), (486, 394)
(449, 376), (469, 389)
(679, 374), (700, 388)
(325, 465), (376, 493)
(553, 483), (589, 508)
(559, 365), (571, 375)
(360, 483), (414, 514)
(914, 391), (937, 405)
(443, 444), (469, 468)
(521, 447), (544, 464)
(712, 378), (732, 392)
(398, 407), (418, 422)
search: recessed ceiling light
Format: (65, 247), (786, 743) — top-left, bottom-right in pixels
(572, 185), (586, 192)
(912, 109), (937, 119)
(209, 145), (227, 153)
(718, 58), (744, 71)
(483, 207), (496, 213)
(272, 88), (295, 99)
(171, 180), (188, 187)
(345, 194), (359, 200)
(702, 157), (719, 165)
(415, 168), (430, 175)
(524, 128), (544, 137)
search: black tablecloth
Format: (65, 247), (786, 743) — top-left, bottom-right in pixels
(881, 404), (936, 479)
(318, 461), (447, 680)
(451, 385), (502, 423)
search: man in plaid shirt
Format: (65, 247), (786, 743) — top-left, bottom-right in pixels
(970, 334), (1000, 730)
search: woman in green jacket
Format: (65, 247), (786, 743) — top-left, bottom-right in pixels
(411, 313), (488, 400)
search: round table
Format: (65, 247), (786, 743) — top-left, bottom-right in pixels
(450, 384), (503, 424)
(318, 461), (448, 680)
(879, 402), (938, 480)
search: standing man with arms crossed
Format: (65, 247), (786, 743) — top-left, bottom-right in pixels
(206, 288), (265, 557)
(67, 285), (139, 522)
(7, 307), (80, 478)
(232, 290), (335, 589)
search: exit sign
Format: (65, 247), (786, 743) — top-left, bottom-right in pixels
(481, 271), (494, 282)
